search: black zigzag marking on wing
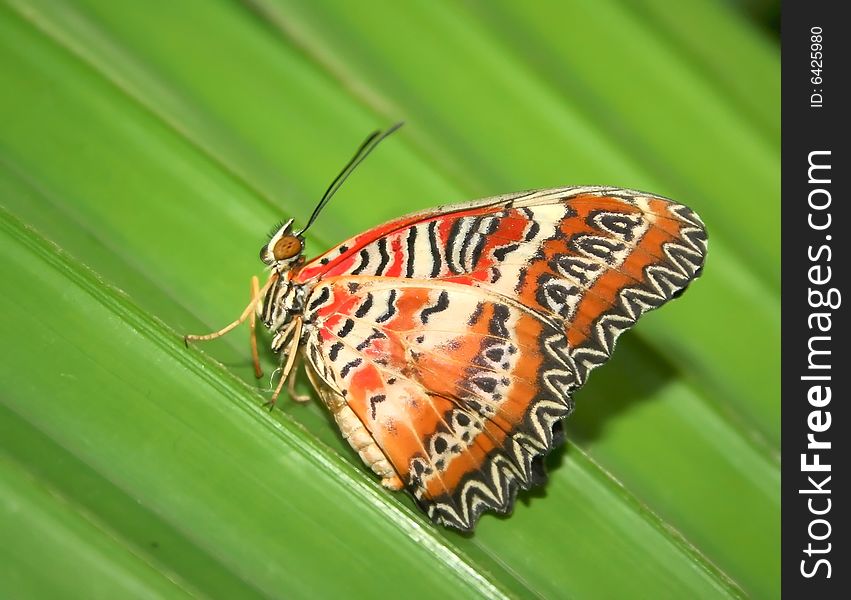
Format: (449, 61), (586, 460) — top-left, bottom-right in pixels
(351, 248), (371, 275)
(570, 223), (708, 382)
(354, 292), (374, 318)
(420, 395), (572, 531)
(445, 217), (468, 275)
(413, 318), (577, 531)
(427, 220), (442, 277)
(369, 394), (386, 419)
(456, 216), (480, 272)
(405, 226), (417, 278)
(375, 289), (397, 324)
(307, 286), (331, 311)
(328, 342), (344, 362)
(419, 290), (450, 324)
(355, 330), (386, 352)
(337, 318), (355, 339)
(376, 237), (390, 275)
(340, 358), (362, 379)
(520, 207), (540, 241)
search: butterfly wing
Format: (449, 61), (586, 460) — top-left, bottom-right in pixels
(302, 279), (575, 529)
(297, 187), (707, 529)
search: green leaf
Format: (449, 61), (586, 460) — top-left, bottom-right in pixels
(1, 0), (778, 598)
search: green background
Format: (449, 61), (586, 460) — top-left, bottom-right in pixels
(0, 1), (779, 598)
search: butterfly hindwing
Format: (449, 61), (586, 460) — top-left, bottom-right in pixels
(302, 279), (574, 529)
(295, 186), (707, 529)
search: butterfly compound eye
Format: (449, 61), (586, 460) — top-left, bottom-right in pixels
(272, 235), (303, 261)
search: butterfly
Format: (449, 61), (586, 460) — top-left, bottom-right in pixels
(185, 123), (708, 531)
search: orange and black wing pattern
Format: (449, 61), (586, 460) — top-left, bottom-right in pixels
(298, 187), (707, 530)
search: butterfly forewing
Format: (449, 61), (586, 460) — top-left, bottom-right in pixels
(294, 186), (707, 530)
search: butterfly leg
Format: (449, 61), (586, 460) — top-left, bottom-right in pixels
(248, 276), (263, 379)
(286, 355), (312, 403)
(184, 273), (278, 346)
(264, 317), (303, 411)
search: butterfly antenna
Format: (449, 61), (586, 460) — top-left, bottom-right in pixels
(296, 121), (404, 236)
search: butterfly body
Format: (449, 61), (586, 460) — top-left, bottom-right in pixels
(258, 274), (305, 350)
(251, 185), (707, 531)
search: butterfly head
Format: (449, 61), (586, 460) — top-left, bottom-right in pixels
(260, 218), (305, 273)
